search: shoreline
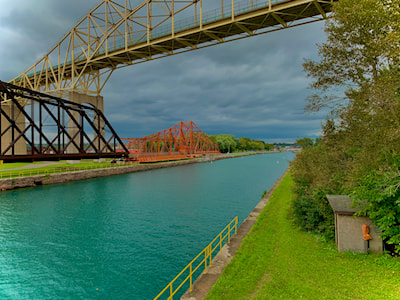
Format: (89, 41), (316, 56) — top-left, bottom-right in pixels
(181, 167), (290, 299)
(0, 152), (276, 192)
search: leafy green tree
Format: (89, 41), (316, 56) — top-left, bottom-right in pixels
(214, 134), (238, 153)
(303, 0), (400, 115)
(238, 137), (251, 151)
(236, 137), (270, 151)
(248, 140), (264, 151)
(266, 143), (275, 151)
(291, 0), (400, 246)
(296, 137), (314, 149)
(351, 153), (400, 252)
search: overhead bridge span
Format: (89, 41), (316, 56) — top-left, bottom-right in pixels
(9, 0), (336, 99)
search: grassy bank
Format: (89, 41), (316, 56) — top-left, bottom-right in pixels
(206, 173), (400, 299)
(0, 152), (264, 179)
(0, 160), (137, 179)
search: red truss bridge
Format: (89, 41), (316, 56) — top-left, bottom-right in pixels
(120, 121), (220, 163)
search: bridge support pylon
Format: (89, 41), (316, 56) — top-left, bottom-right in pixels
(67, 91), (105, 154)
(1, 102), (27, 155)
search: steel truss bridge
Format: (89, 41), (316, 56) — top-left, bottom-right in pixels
(8, 0), (336, 100)
(120, 121), (220, 163)
(0, 81), (129, 162)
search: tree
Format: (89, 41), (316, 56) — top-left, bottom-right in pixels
(214, 134), (238, 153)
(211, 135), (272, 152)
(296, 137), (314, 149)
(303, 0), (400, 115)
(238, 137), (251, 151)
(352, 153), (400, 252)
(291, 0), (400, 248)
(264, 143), (274, 151)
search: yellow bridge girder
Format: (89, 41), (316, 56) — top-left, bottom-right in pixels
(8, 0), (337, 101)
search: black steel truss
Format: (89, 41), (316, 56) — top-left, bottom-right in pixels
(0, 80), (129, 162)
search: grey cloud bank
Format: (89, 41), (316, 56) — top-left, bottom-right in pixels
(0, 0), (329, 142)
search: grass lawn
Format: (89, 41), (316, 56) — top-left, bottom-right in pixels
(0, 161), (104, 171)
(0, 160), (136, 178)
(206, 173), (400, 300)
(0, 162), (37, 169)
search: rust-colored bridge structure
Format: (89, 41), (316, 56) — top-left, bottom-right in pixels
(120, 121), (220, 163)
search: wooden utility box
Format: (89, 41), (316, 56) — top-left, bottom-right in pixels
(327, 195), (383, 254)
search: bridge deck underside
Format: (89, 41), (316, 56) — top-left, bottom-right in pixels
(26, 0), (334, 87)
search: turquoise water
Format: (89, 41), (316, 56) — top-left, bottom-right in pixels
(0, 152), (295, 299)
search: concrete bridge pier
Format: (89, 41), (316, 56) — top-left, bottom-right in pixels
(1, 102), (27, 155)
(67, 91), (105, 154)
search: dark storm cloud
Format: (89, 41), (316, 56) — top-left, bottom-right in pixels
(0, 0), (96, 79)
(0, 0), (329, 141)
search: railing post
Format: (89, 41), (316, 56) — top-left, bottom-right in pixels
(231, 0), (234, 20)
(171, 0), (175, 38)
(219, 232), (222, 252)
(209, 244), (212, 267)
(235, 216), (238, 234)
(269, 0), (272, 10)
(190, 264), (193, 291)
(147, 0), (152, 43)
(204, 248), (208, 273)
(200, 0), (203, 29)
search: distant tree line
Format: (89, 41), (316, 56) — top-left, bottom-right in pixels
(209, 134), (274, 153)
(290, 0), (400, 253)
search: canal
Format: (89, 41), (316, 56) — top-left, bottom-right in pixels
(0, 152), (295, 299)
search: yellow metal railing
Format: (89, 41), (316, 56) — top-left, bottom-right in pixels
(154, 216), (238, 300)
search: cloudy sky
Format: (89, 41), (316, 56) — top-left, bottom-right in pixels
(0, 0), (330, 143)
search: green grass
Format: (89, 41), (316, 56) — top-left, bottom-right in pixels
(0, 162), (34, 169)
(206, 173), (400, 300)
(0, 160), (137, 179)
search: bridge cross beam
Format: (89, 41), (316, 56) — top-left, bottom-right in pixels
(271, 12), (288, 28)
